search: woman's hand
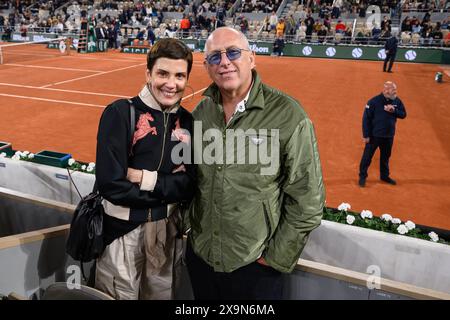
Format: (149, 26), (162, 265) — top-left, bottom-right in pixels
(127, 168), (143, 185)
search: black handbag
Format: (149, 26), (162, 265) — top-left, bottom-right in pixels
(66, 100), (136, 264)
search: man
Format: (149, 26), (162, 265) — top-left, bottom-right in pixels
(95, 39), (195, 299)
(186, 27), (325, 300)
(272, 35), (285, 56)
(383, 32), (398, 73)
(358, 82), (407, 187)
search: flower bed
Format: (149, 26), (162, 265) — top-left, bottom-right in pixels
(324, 203), (448, 245)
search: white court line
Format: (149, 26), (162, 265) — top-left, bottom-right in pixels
(40, 63), (147, 88)
(0, 93), (105, 108)
(64, 55), (145, 63)
(182, 87), (206, 101)
(4, 63), (102, 73)
(0, 82), (129, 98)
(0, 86), (207, 109)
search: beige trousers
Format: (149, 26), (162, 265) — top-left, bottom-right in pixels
(95, 211), (183, 300)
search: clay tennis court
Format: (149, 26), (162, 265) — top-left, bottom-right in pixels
(0, 45), (449, 230)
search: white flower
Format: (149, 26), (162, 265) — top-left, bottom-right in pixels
(22, 151), (30, 155)
(397, 224), (409, 235)
(381, 213), (393, 222)
(391, 218), (402, 224)
(338, 202), (351, 211)
(360, 210), (373, 219)
(28, 153), (34, 159)
(11, 155), (21, 161)
(405, 220), (415, 231)
(86, 166), (93, 172)
(81, 165), (86, 171)
(14, 151), (23, 157)
(0, 152), (6, 158)
(428, 232), (439, 242)
(88, 162), (95, 168)
(68, 158), (76, 166)
(346, 215), (355, 225)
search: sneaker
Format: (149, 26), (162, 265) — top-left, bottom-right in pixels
(358, 178), (366, 187)
(381, 177), (396, 185)
(387, 70), (393, 73)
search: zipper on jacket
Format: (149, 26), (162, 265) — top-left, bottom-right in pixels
(148, 112), (170, 222)
(156, 112), (170, 171)
(262, 201), (272, 245)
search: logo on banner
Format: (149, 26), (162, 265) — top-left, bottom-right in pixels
(302, 46), (312, 56)
(377, 49), (386, 60)
(325, 47), (336, 57)
(352, 48), (363, 58)
(404, 50), (417, 61)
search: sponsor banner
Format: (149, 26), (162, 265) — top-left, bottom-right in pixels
(122, 47), (150, 54)
(47, 41), (78, 50)
(120, 39), (447, 64)
(283, 43), (445, 64)
(248, 42), (272, 55)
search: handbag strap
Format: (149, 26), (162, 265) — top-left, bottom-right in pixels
(68, 99), (137, 198)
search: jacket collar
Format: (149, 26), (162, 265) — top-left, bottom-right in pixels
(202, 69), (265, 110)
(138, 84), (180, 114)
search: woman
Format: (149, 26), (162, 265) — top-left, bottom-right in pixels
(94, 38), (195, 300)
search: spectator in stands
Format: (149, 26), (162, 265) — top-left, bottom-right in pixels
(297, 21), (307, 42)
(372, 23), (382, 44)
(383, 31), (398, 73)
(147, 25), (156, 45)
(444, 31), (450, 47)
(318, 25), (328, 43)
(412, 20), (422, 34)
(187, 26), (324, 300)
(358, 2), (366, 18)
(19, 22), (27, 38)
(269, 10), (278, 31)
(421, 25), (433, 46)
(381, 16), (391, 32)
(180, 14), (191, 38)
(305, 14), (315, 40)
(442, 17), (450, 30)
(335, 19), (346, 34)
(95, 38), (195, 300)
(285, 14), (296, 36)
(332, 0), (343, 19)
(276, 18), (286, 37)
(359, 81), (406, 187)
(431, 23), (443, 45)
(272, 34), (285, 56)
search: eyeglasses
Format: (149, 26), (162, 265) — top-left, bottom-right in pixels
(205, 48), (251, 65)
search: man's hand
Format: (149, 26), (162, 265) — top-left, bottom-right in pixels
(363, 137), (370, 143)
(384, 104), (395, 113)
(127, 168), (143, 184)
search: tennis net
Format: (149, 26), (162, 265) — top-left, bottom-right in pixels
(0, 37), (71, 65)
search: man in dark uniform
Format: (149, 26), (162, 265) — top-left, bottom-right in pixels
(358, 82), (407, 187)
(383, 32), (398, 73)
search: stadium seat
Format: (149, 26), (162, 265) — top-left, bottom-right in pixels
(411, 33), (421, 45)
(401, 32), (411, 44)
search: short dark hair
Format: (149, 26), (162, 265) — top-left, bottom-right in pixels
(147, 38), (193, 77)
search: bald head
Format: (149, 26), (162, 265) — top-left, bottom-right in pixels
(204, 27), (250, 54)
(384, 81), (397, 89)
(383, 81), (397, 99)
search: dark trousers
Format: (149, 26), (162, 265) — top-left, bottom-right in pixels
(383, 52), (396, 71)
(359, 136), (394, 180)
(185, 240), (283, 300)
